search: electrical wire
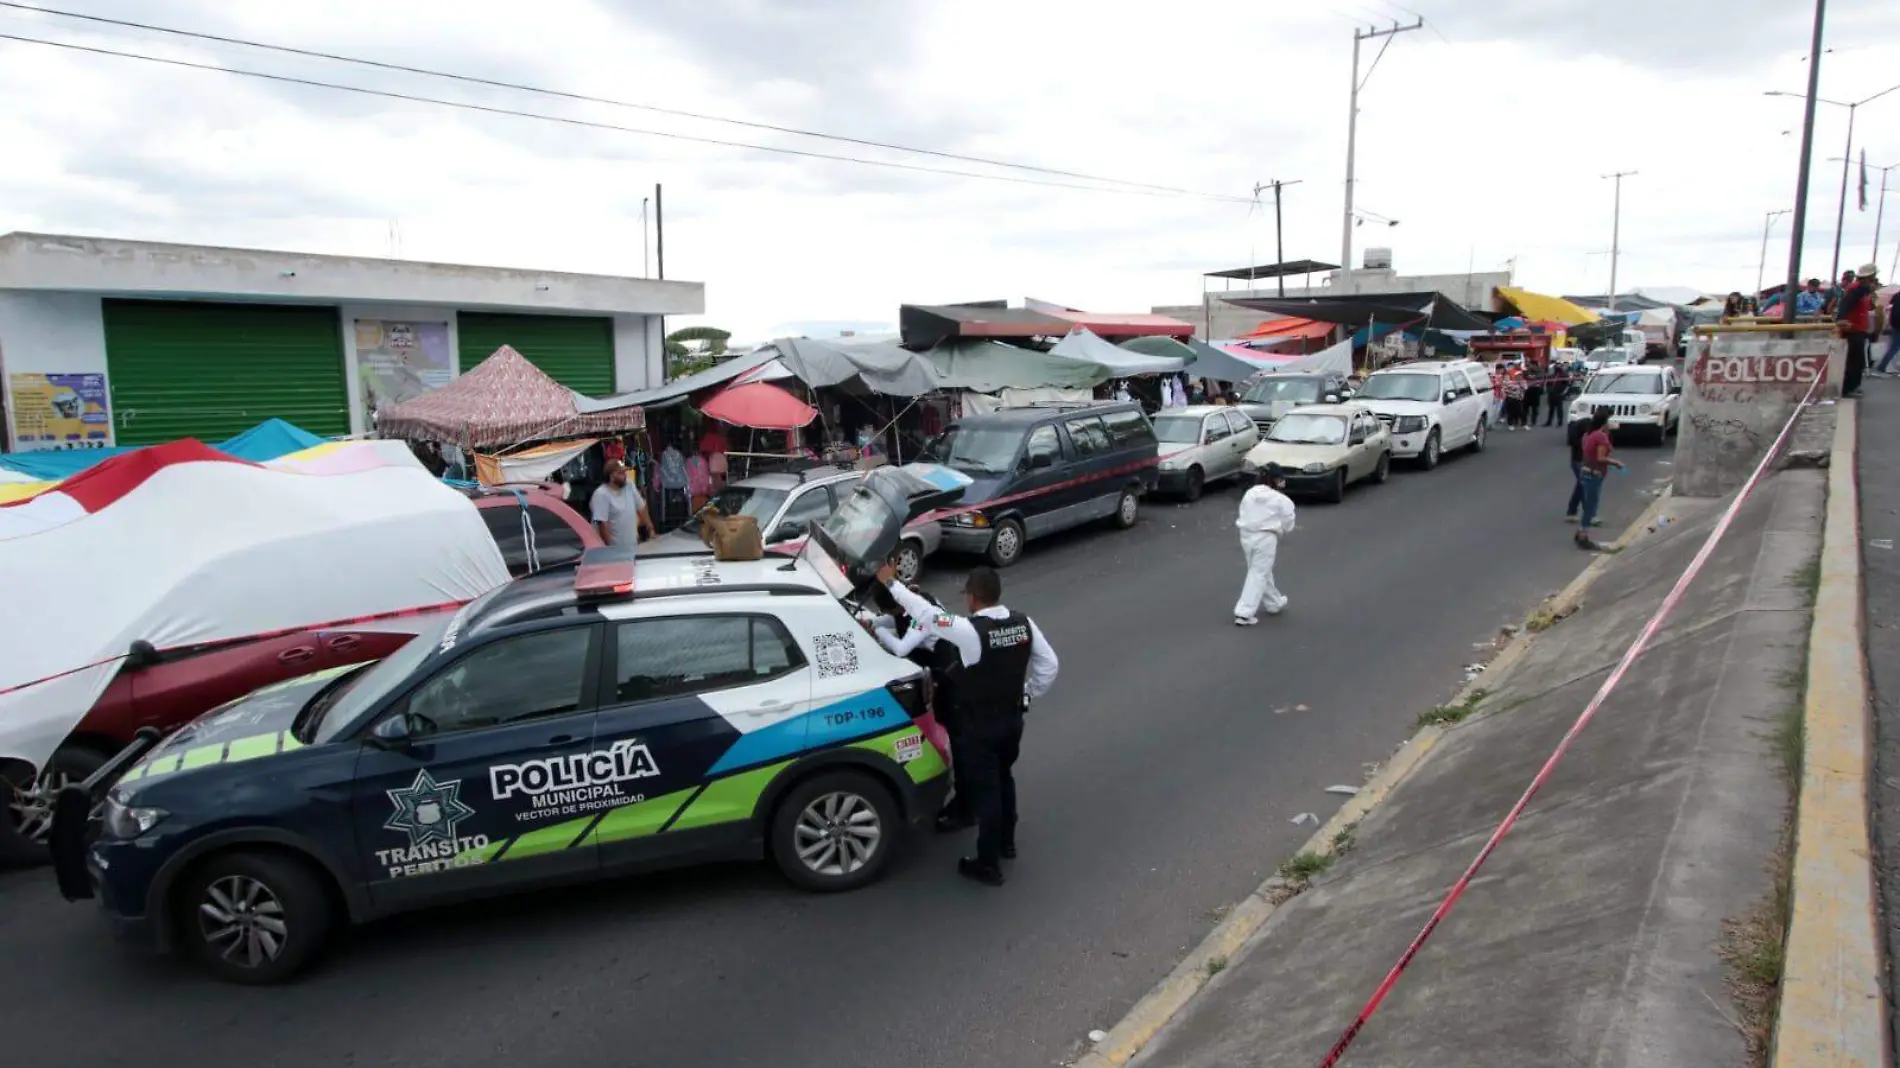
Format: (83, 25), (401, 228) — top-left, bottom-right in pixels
(0, 30), (1254, 203)
(0, 1), (1246, 202)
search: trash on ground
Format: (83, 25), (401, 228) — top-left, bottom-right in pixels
(1325, 785), (1360, 796)
(1294, 703), (1309, 712)
(1088, 1030), (1108, 1043)
(1872, 538), (1894, 551)
(1289, 812), (1319, 826)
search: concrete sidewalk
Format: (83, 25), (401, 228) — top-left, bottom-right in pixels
(1124, 470), (1823, 1067)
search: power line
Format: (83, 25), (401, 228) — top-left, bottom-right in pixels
(0, 1), (1245, 202)
(0, 30), (1255, 204)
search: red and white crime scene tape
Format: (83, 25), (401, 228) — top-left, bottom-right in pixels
(1313, 374), (1825, 1067)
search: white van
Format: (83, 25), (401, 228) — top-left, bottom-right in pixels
(1352, 360), (1496, 469)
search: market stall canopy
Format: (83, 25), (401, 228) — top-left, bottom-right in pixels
(1495, 286), (1601, 326)
(1238, 316), (1336, 343)
(576, 348), (779, 414)
(1124, 335), (1279, 382)
(1564, 292), (1675, 312)
(376, 345), (644, 448)
(701, 381), (818, 430)
(1049, 327), (1185, 375)
(1039, 310), (1194, 338)
(925, 339), (1110, 391)
(1224, 292), (1491, 332)
(1272, 336), (1354, 377)
(900, 304), (1072, 349)
(0, 417), (324, 481)
(761, 336), (941, 396)
(0, 439), (508, 773)
(1204, 259), (1341, 281)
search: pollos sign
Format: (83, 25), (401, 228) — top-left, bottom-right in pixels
(1691, 353), (1825, 387)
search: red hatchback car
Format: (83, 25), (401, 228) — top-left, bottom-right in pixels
(0, 488), (600, 864)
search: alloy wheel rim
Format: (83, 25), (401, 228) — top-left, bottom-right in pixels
(1120, 494), (1137, 523)
(793, 791), (882, 876)
(198, 875), (289, 968)
(896, 546), (921, 584)
(5, 767), (73, 844)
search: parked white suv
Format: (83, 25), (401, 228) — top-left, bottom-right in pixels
(1353, 360), (1495, 469)
(1568, 364), (1681, 445)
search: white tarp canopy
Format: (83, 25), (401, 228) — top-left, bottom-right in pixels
(1273, 336), (1354, 377)
(1049, 327), (1186, 376)
(0, 440), (511, 772)
(959, 387), (1095, 414)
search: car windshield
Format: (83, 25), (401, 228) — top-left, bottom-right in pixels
(687, 484), (790, 530)
(1152, 416), (1202, 444)
(1267, 413), (1347, 445)
(1584, 372), (1663, 396)
(925, 426), (1025, 475)
(1242, 378), (1321, 405)
(308, 612), (457, 744)
(1357, 373), (1441, 402)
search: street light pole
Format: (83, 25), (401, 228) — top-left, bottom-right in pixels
(1828, 103), (1856, 285)
(1782, 0), (1827, 324)
(1767, 76), (1900, 314)
(1339, 19), (1421, 287)
(641, 197), (650, 278)
(1253, 179), (1305, 298)
(1758, 208), (1792, 297)
(1604, 171), (1636, 313)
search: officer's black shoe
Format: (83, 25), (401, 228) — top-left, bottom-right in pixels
(1001, 843), (1017, 860)
(957, 858), (1005, 886)
(935, 814), (975, 834)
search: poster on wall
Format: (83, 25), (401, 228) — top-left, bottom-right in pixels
(7, 372), (113, 451)
(354, 320), (452, 420)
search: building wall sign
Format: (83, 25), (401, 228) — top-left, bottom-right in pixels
(354, 319), (451, 419)
(7, 370), (112, 451)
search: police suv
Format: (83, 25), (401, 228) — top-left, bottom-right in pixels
(51, 469), (961, 983)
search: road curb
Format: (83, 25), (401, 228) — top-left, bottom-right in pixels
(1073, 485), (1674, 1068)
(1773, 398), (1887, 1068)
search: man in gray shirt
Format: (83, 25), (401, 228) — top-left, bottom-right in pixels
(590, 460), (654, 550)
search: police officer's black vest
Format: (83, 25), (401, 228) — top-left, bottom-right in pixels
(958, 611), (1034, 721)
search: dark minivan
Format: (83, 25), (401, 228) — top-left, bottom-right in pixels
(923, 402), (1158, 567)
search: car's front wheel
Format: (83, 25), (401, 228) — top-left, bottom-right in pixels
(771, 771), (899, 893)
(1371, 451), (1391, 484)
(1418, 428), (1442, 471)
(0, 744), (105, 866)
(985, 518), (1025, 568)
(892, 539), (924, 585)
(1183, 467), (1205, 502)
(1468, 416), (1488, 453)
(1111, 487), (1140, 529)
(1322, 468), (1347, 504)
(178, 850), (333, 984)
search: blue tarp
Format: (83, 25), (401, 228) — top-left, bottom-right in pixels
(0, 418), (324, 480)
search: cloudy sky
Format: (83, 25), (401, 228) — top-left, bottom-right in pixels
(0, 0), (1895, 342)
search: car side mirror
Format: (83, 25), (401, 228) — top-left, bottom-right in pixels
(1668, 384), (1682, 395)
(770, 521), (804, 543)
(1324, 394), (1340, 404)
(1029, 453), (1054, 470)
(368, 713), (417, 750)
(1443, 391), (1457, 404)
(125, 639), (161, 671)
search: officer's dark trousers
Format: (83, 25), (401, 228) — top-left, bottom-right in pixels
(963, 715), (1024, 868)
(940, 719), (976, 822)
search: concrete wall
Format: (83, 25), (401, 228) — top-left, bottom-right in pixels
(612, 314), (665, 398)
(1673, 329), (1844, 497)
(0, 291), (111, 449)
(0, 232), (705, 317)
(1153, 268), (1514, 339)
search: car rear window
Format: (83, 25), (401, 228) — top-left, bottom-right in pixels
(1101, 408), (1157, 448)
(482, 502), (589, 576)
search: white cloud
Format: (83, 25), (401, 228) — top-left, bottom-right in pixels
(1, 0), (1896, 344)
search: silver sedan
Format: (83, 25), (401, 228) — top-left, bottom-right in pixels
(1153, 406), (1261, 501)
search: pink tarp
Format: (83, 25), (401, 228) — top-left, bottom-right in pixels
(376, 345), (644, 448)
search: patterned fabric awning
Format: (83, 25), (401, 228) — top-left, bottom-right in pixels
(375, 345), (643, 448)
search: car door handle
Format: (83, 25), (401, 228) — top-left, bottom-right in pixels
(744, 700), (791, 716)
(547, 734), (577, 745)
(277, 647), (316, 665)
(327, 635), (361, 652)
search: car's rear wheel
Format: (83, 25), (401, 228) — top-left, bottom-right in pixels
(1418, 429), (1442, 471)
(179, 850), (333, 984)
(1371, 451), (1392, 484)
(1111, 487), (1140, 529)
(892, 539), (924, 585)
(0, 744), (105, 866)
(985, 518), (1025, 568)
(1183, 467), (1205, 502)
(771, 771), (899, 893)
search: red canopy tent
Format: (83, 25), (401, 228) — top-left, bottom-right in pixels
(376, 346), (644, 449)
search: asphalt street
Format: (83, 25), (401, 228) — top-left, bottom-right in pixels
(0, 423), (1671, 1068)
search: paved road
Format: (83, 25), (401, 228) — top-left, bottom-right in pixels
(1857, 379), (1900, 1057)
(0, 425), (1669, 1068)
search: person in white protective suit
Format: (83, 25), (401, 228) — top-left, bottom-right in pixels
(1233, 464), (1297, 625)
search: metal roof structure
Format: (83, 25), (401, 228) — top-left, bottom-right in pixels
(1203, 259), (1340, 281)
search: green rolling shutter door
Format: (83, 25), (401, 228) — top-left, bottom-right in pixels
(103, 300), (348, 445)
(457, 312), (615, 396)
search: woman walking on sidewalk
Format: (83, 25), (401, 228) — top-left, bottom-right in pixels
(1576, 408), (1623, 550)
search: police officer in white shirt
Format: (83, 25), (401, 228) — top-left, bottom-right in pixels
(875, 563), (1058, 886)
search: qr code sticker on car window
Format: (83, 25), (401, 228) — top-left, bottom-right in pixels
(812, 632), (859, 678)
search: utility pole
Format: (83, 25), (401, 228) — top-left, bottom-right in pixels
(654, 183), (665, 281)
(1828, 104), (1857, 287)
(1254, 179), (1304, 297)
(1784, 0), (1827, 323)
(1603, 171), (1636, 313)
(641, 197), (650, 278)
(1867, 161), (1896, 267)
(1758, 208), (1792, 297)
(1341, 19), (1422, 287)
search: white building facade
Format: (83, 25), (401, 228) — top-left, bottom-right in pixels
(1153, 253), (1514, 340)
(0, 232), (703, 450)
